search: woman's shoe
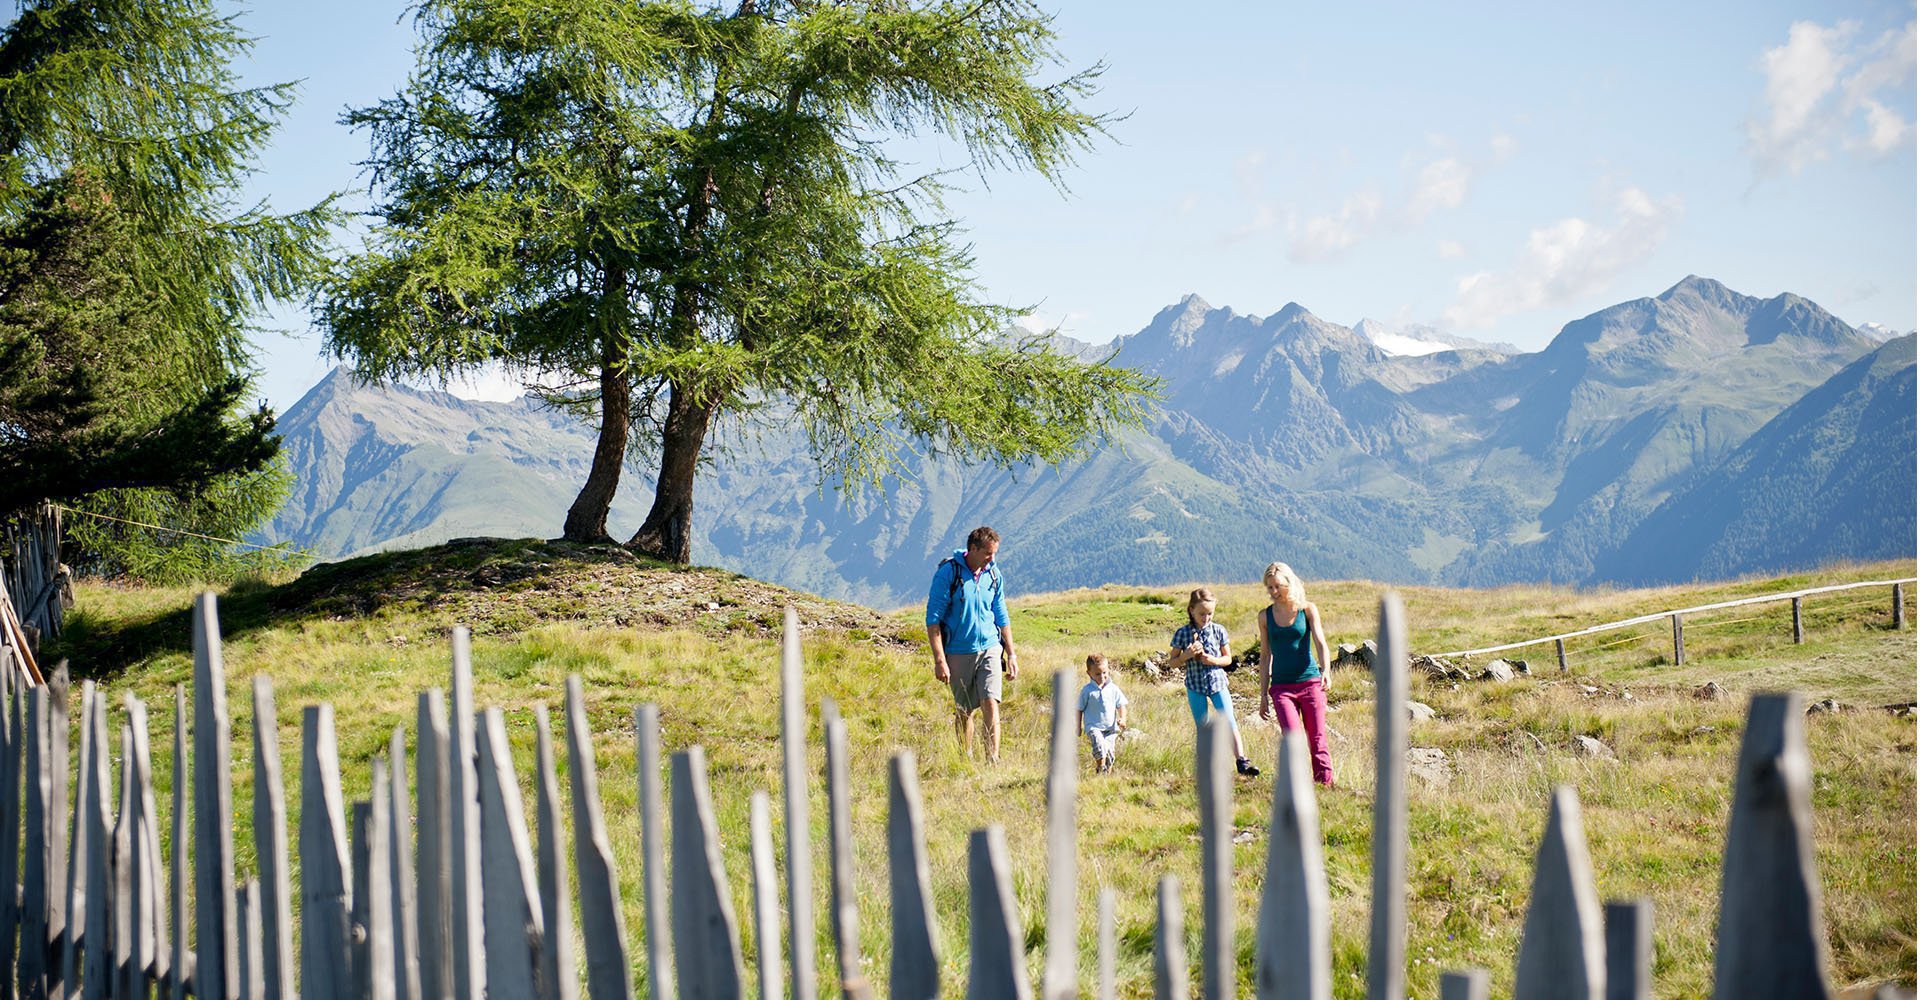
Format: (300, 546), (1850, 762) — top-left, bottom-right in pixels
(1236, 757), (1260, 777)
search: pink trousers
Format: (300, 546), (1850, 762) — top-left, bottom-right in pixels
(1268, 680), (1334, 786)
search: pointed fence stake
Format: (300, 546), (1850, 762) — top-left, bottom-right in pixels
(886, 754), (938, 1000)
(170, 686), (188, 1000)
(239, 880), (265, 1000)
(1368, 593), (1410, 1000)
(192, 593), (238, 1000)
(821, 702), (870, 1000)
(475, 709), (546, 999)
(1439, 970), (1490, 1000)
(359, 764), (399, 1000)
(535, 706), (579, 1000)
(300, 705), (354, 1000)
(1097, 889), (1117, 1000)
(21, 686), (50, 1000)
(253, 676), (295, 1000)
(749, 792), (782, 1000)
(0, 667), (22, 1000)
(669, 747), (746, 1000)
(124, 696), (165, 999)
(1254, 731), (1331, 1000)
(417, 690), (454, 1000)
(390, 729), (422, 1000)
(1513, 786), (1604, 1000)
(449, 629), (486, 1000)
(636, 703), (673, 1000)
(1711, 693), (1830, 1000)
(780, 608), (817, 1000)
(1604, 899), (1653, 1000)
(112, 718), (136, 999)
(1153, 877), (1187, 1000)
(1197, 713), (1233, 1000)
(1043, 671), (1078, 1000)
(564, 677), (633, 1000)
(966, 826), (1031, 1000)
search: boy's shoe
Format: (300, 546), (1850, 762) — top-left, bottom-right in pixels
(1236, 757), (1261, 777)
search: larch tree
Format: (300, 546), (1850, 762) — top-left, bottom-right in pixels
(0, 0), (334, 580)
(321, 0), (1160, 562)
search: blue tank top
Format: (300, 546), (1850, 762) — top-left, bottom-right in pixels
(1264, 607), (1320, 684)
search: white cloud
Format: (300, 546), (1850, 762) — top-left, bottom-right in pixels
(1406, 157), (1471, 223)
(1489, 133), (1518, 162)
(1442, 187), (1682, 330)
(1436, 239), (1467, 260)
(1747, 19), (1916, 174)
(1289, 190), (1383, 262)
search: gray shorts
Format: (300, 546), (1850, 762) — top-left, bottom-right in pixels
(947, 647), (1004, 712)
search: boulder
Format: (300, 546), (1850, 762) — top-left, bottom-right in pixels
(1407, 701), (1437, 722)
(1695, 681), (1729, 701)
(1407, 747), (1452, 787)
(1572, 735), (1616, 761)
(1806, 698), (1843, 715)
(1480, 660), (1517, 682)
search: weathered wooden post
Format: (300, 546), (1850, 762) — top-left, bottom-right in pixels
(636, 703), (673, 1000)
(475, 709), (545, 1000)
(1044, 671), (1078, 1000)
(1604, 899), (1653, 1000)
(351, 769), (397, 1000)
(300, 705), (354, 1000)
(1439, 970), (1490, 1000)
(1153, 877), (1187, 1000)
(0, 665), (20, 1000)
(123, 696), (166, 1000)
(1894, 583), (1905, 629)
(1197, 713), (1232, 1000)
(1555, 638), (1567, 672)
(821, 702), (870, 1000)
(169, 686), (187, 1000)
(238, 880), (264, 1000)
(192, 593), (239, 1000)
(1513, 786), (1604, 999)
(416, 690), (454, 1000)
(252, 676), (295, 1000)
(71, 686), (112, 1000)
(1670, 614), (1684, 666)
(449, 628), (487, 1000)
(1712, 693), (1830, 1000)
(1791, 597), (1804, 644)
(780, 608), (817, 1000)
(1254, 732), (1331, 1000)
(534, 705), (580, 1000)
(21, 686), (50, 1000)
(887, 754), (939, 1000)
(565, 677), (633, 1000)
(1096, 889), (1117, 1000)
(749, 792), (782, 1000)
(1369, 593), (1409, 1000)
(966, 826), (1029, 1000)
(669, 747), (746, 1000)
(389, 730), (422, 1000)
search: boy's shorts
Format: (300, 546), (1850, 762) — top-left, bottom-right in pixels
(1086, 726), (1119, 761)
(947, 648), (1003, 711)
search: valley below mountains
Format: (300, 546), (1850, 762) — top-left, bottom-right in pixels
(261, 276), (1917, 607)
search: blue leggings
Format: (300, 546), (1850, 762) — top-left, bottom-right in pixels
(1186, 688), (1240, 728)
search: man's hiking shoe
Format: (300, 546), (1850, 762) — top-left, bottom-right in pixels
(1236, 757), (1260, 777)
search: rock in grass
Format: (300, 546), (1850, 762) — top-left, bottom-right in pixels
(1695, 681), (1729, 701)
(1572, 735), (1616, 761)
(1407, 701), (1437, 723)
(1806, 698), (1843, 715)
(1407, 747), (1451, 787)
(1480, 660), (1517, 682)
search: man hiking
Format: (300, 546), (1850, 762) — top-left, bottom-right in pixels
(926, 526), (1020, 762)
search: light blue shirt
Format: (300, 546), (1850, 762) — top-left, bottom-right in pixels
(924, 549), (1010, 655)
(1077, 679), (1128, 733)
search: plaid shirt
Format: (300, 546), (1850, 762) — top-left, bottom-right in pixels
(1172, 621), (1230, 695)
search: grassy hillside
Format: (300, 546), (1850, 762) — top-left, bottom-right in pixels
(49, 544), (1917, 998)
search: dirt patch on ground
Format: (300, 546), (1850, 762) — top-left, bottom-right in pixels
(269, 536), (918, 646)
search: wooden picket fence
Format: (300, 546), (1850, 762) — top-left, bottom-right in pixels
(0, 590), (1870, 999)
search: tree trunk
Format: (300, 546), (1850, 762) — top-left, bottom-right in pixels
(561, 333), (631, 543)
(627, 380), (715, 563)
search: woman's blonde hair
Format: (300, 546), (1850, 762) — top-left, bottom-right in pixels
(1185, 587), (1216, 627)
(1263, 562), (1306, 605)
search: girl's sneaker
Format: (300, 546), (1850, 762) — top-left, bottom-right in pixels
(1235, 757), (1261, 777)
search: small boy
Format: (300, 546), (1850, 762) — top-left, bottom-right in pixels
(1076, 654), (1129, 773)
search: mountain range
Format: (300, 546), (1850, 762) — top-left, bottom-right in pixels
(259, 276), (1917, 606)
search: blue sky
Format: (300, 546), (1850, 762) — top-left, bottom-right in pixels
(232, 0), (1917, 411)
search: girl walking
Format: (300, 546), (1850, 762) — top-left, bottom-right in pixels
(1170, 587), (1260, 776)
(1255, 562), (1335, 786)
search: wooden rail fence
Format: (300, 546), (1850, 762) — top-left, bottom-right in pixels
(0, 592), (1874, 998)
